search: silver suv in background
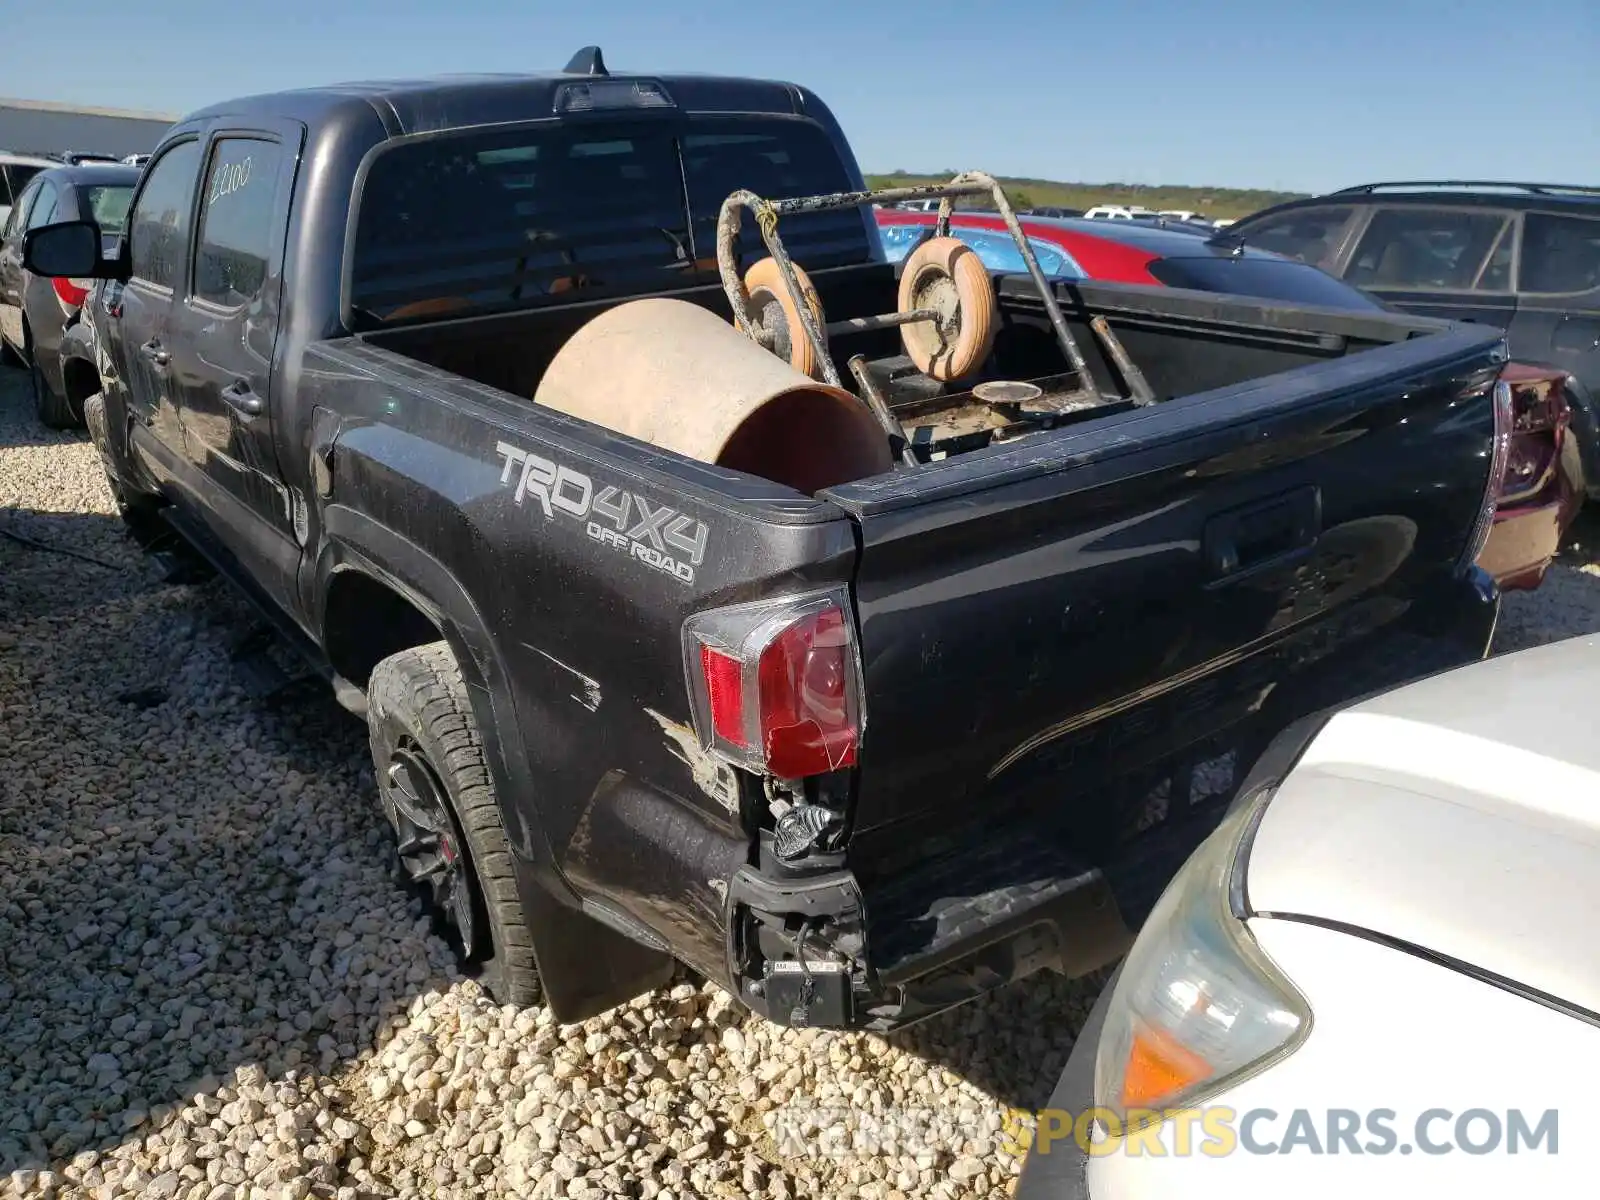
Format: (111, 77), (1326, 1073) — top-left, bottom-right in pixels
(0, 161), (139, 426)
(0, 152), (58, 228)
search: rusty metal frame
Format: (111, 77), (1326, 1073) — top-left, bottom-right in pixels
(715, 170), (1093, 394)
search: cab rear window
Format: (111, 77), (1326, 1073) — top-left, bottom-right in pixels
(680, 123), (866, 272)
(349, 118), (869, 322)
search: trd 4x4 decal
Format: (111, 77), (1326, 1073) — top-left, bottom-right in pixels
(495, 442), (709, 585)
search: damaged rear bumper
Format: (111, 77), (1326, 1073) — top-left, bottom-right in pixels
(722, 568), (1499, 1033)
(725, 789), (1228, 1033)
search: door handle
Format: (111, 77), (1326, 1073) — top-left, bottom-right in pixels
(139, 339), (170, 367)
(221, 380), (264, 417)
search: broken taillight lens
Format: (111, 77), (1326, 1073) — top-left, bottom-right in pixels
(1456, 372), (1514, 572)
(1496, 368), (1571, 508)
(684, 590), (862, 778)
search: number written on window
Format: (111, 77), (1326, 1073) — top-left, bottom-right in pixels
(208, 155), (253, 205)
(195, 138), (282, 308)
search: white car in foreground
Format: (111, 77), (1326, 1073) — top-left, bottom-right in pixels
(1016, 633), (1600, 1198)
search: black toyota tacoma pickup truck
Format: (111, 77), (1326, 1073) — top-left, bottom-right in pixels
(30, 50), (1506, 1031)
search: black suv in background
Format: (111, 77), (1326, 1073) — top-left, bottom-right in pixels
(1226, 182), (1600, 495)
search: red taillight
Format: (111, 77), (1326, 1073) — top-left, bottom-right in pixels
(757, 606), (857, 776)
(52, 277), (91, 310)
(685, 592), (861, 779)
(700, 644), (749, 748)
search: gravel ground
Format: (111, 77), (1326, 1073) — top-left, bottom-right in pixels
(3, 362), (1599, 1200)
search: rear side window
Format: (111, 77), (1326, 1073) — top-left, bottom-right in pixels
(3, 164), (46, 209)
(84, 185), (135, 236)
(2, 179), (40, 239)
(1231, 206), (1354, 267)
(194, 138), (284, 307)
(1147, 256), (1383, 310)
(680, 123), (868, 271)
(352, 126), (688, 320)
(1344, 208), (1512, 291)
(1478, 222), (1514, 291)
(27, 181), (60, 230)
(1520, 212), (1600, 295)
(129, 140), (204, 290)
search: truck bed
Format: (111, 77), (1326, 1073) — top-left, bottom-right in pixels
(358, 264), (1463, 470)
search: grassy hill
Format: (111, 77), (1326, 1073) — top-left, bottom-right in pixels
(864, 171), (1309, 221)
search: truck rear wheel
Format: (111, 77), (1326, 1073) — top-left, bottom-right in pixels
(367, 641), (542, 1006)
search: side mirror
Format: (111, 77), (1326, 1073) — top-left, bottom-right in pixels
(23, 221), (118, 279)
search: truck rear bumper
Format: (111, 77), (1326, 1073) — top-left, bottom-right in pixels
(727, 568), (1499, 1032)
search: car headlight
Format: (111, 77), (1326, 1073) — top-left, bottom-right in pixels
(1093, 787), (1310, 1123)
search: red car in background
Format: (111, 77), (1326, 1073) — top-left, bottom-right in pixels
(874, 207), (1387, 306)
(874, 207), (1581, 592)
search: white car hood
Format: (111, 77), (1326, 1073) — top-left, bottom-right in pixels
(1246, 633), (1600, 1014)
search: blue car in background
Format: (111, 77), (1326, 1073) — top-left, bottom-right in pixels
(875, 214), (1086, 279)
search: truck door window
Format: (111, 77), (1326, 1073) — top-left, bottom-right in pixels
(1519, 212), (1600, 295)
(1344, 208), (1511, 292)
(194, 138), (284, 308)
(681, 123), (869, 270)
(128, 140), (204, 291)
(352, 126), (685, 321)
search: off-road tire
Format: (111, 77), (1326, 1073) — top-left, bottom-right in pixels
(367, 641), (542, 1006)
(31, 357), (79, 429)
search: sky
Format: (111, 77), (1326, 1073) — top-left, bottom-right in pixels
(6, 0), (1597, 194)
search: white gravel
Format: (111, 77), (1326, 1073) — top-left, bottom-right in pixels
(3, 362), (1598, 1200)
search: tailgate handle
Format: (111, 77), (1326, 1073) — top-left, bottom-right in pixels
(1204, 486), (1321, 582)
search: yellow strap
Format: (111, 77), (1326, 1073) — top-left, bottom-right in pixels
(755, 202), (779, 242)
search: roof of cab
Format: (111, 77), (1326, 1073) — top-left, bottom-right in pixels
(38, 162), (143, 187)
(178, 64), (815, 141)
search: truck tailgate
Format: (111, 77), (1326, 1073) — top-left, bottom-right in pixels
(819, 323), (1507, 854)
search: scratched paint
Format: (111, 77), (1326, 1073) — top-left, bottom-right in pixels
(529, 646), (602, 712)
(644, 708), (740, 815)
